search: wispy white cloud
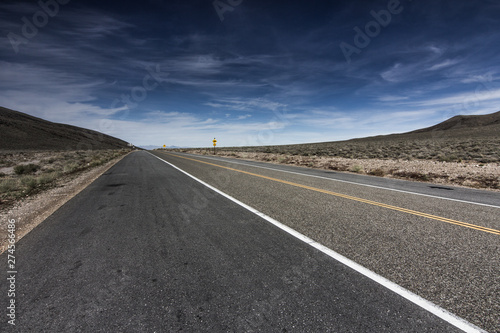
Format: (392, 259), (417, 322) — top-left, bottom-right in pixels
(58, 10), (134, 39)
(205, 97), (287, 113)
(378, 95), (409, 102)
(427, 45), (445, 56)
(380, 63), (412, 83)
(460, 73), (495, 84)
(413, 88), (500, 107)
(427, 59), (460, 71)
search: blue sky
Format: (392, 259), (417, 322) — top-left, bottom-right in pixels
(1, 0), (500, 148)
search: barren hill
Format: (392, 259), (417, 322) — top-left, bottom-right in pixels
(0, 107), (130, 150)
(410, 111), (500, 133)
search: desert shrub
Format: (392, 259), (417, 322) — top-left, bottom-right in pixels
(478, 157), (496, 163)
(41, 158), (57, 164)
(20, 176), (37, 191)
(89, 158), (106, 167)
(477, 176), (499, 189)
(278, 156), (289, 164)
(14, 163), (40, 175)
(368, 168), (386, 177)
(350, 165), (364, 173)
(338, 164), (350, 171)
(0, 179), (19, 193)
(393, 170), (430, 181)
(63, 162), (80, 174)
(326, 163), (339, 170)
(37, 172), (61, 185)
(438, 154), (459, 162)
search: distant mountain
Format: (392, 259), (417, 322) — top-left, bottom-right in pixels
(0, 107), (131, 150)
(410, 111), (500, 133)
(347, 110), (500, 143)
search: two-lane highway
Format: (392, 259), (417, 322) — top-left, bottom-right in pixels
(1, 151), (496, 332)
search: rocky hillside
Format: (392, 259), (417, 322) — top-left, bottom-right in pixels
(0, 107), (130, 150)
(410, 110), (500, 133)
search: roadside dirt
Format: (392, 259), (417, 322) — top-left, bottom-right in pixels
(0, 153), (129, 254)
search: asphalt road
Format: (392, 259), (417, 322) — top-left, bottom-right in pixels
(0, 150), (496, 332)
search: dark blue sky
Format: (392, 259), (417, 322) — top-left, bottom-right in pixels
(1, 0), (499, 147)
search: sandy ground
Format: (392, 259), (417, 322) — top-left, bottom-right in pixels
(0, 153), (128, 254)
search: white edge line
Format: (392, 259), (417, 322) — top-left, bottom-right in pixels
(149, 152), (487, 333)
(179, 152), (500, 209)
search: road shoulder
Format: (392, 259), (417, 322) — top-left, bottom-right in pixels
(0, 152), (131, 254)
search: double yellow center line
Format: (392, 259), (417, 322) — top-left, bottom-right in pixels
(164, 153), (500, 236)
